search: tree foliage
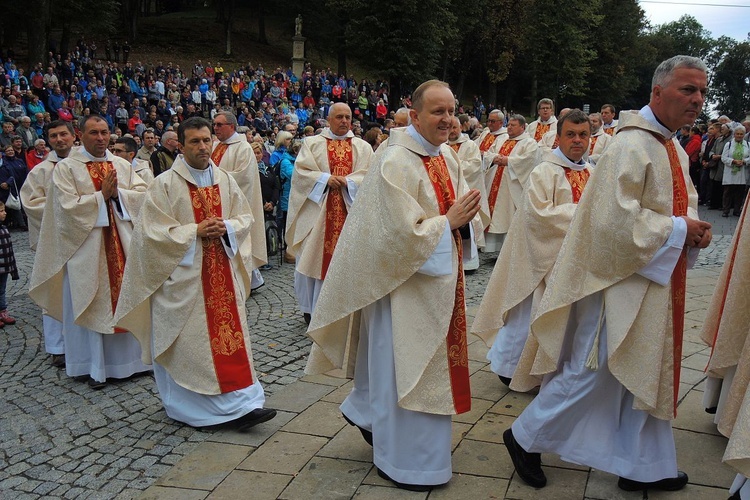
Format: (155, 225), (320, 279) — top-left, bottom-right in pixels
(712, 40), (750, 120)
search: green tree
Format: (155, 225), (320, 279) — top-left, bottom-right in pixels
(712, 40), (750, 120)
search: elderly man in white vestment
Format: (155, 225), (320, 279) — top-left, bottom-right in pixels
(601, 103), (619, 136)
(473, 109), (591, 388)
(285, 102), (372, 323)
(527, 98), (558, 143)
(211, 111), (267, 290)
(113, 136), (155, 184)
(503, 55), (712, 492)
(473, 109), (508, 171)
(21, 120), (75, 368)
(29, 115), (151, 389)
(114, 117), (276, 430)
(304, 80), (481, 491)
(483, 114), (539, 253)
(448, 116), (488, 272)
(586, 112), (611, 166)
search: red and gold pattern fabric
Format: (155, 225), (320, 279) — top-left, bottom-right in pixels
(86, 161), (127, 331)
(420, 154), (471, 414)
(563, 168), (590, 204)
(604, 127), (615, 136)
(478, 132), (496, 153)
(211, 142), (229, 166)
(321, 139), (353, 279)
(534, 123), (551, 142)
(589, 135), (599, 156)
(486, 139), (518, 219)
(188, 183), (253, 393)
(450, 143), (461, 153)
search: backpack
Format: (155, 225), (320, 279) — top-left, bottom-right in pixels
(265, 218), (280, 257)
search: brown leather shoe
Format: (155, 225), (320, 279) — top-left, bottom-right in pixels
(0, 310), (15, 325)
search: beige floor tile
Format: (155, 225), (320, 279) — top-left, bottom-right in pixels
(471, 369), (510, 401)
(282, 401), (348, 438)
(206, 410), (296, 447)
(466, 413), (515, 444)
(585, 469), (652, 500)
(679, 367), (708, 385)
(321, 380), (355, 404)
(361, 466), (391, 487)
(673, 389), (722, 436)
(264, 381), (336, 413)
(644, 484), (732, 499)
(352, 484), (428, 499)
(207, 470), (291, 500)
(488, 391), (535, 417)
(470, 359), (487, 375)
(681, 352), (711, 371)
(469, 340), (490, 362)
(505, 466), (587, 499)
(155, 442), (253, 490)
(674, 428), (734, 488)
(452, 438), (514, 479)
(428, 473), (508, 499)
(452, 398), (495, 424)
(238, 431), (328, 475)
(140, 486), (209, 500)
(300, 373), (351, 387)
(541, 455), (588, 472)
(317, 425), (374, 462)
(279, 456), (371, 500)
(682, 340), (709, 357)
(452, 422), (473, 452)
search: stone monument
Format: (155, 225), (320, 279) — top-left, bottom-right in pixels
(292, 15), (306, 78)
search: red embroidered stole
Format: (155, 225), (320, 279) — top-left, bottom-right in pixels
(604, 126), (615, 136)
(188, 183), (253, 393)
(86, 161), (126, 332)
(534, 122), (550, 142)
(552, 136), (559, 149)
(421, 155), (471, 414)
(661, 137), (689, 416)
(486, 139), (517, 220)
(450, 142), (461, 153)
(211, 142), (229, 166)
(563, 168), (590, 203)
(321, 138), (353, 279)
(478, 132), (495, 153)
(589, 135), (599, 156)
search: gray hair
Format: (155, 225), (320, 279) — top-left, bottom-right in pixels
(275, 130), (294, 149)
(215, 111), (238, 127)
(652, 55), (707, 90)
(395, 107), (411, 125)
(508, 114), (526, 127)
(489, 109), (505, 122)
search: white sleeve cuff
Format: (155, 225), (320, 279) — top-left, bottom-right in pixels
(179, 239), (196, 267)
(636, 216), (686, 286)
(343, 178), (358, 208)
(308, 173), (330, 203)
(111, 188), (132, 221)
(221, 220), (238, 258)
(417, 220), (454, 277)
(94, 192), (109, 227)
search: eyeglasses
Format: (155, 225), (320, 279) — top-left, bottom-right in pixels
(487, 119), (501, 123)
(214, 122), (230, 127)
(112, 148), (128, 154)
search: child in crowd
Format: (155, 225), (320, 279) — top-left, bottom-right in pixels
(0, 201), (18, 327)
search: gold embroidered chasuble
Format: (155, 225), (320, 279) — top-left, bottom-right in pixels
(528, 117), (558, 143)
(448, 135), (490, 237)
(305, 128), (481, 415)
(212, 133), (267, 269)
(474, 128), (509, 168)
(29, 149), (147, 333)
(114, 159), (258, 395)
(20, 150), (63, 251)
(285, 129), (372, 280)
(472, 153), (590, 351)
(518, 110), (699, 420)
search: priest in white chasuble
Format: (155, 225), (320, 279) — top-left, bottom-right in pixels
(503, 56), (711, 493)
(473, 109), (508, 170)
(483, 114), (539, 252)
(29, 115), (150, 389)
(115, 117), (276, 430)
(448, 116), (489, 271)
(586, 112), (612, 166)
(285, 102), (372, 321)
(472, 109), (591, 389)
(211, 111), (267, 288)
(526, 98), (558, 143)
(305, 80), (481, 491)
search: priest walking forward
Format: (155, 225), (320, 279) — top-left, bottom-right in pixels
(473, 109), (508, 170)
(483, 115), (539, 252)
(527, 98), (558, 143)
(21, 120), (75, 368)
(29, 115), (151, 389)
(114, 117), (276, 430)
(285, 102), (371, 321)
(305, 80), (481, 491)
(473, 109), (592, 388)
(503, 55), (711, 492)
(211, 111), (267, 289)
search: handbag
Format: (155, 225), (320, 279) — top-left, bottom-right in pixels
(5, 178), (20, 210)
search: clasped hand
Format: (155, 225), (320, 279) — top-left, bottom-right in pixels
(447, 189), (481, 230)
(197, 217), (227, 239)
(682, 216), (712, 249)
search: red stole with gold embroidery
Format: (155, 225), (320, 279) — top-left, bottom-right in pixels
(211, 142), (229, 166)
(321, 138), (353, 279)
(563, 168), (590, 203)
(86, 161), (126, 332)
(534, 123), (550, 142)
(478, 132), (495, 153)
(188, 183), (253, 393)
(450, 142), (461, 153)
(486, 139), (518, 221)
(420, 154), (471, 414)
(589, 135), (599, 156)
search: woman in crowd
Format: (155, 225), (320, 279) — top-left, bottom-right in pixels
(721, 126), (750, 217)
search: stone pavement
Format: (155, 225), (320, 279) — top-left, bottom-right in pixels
(0, 206), (739, 499)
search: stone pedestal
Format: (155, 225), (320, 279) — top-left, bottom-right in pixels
(292, 36), (306, 78)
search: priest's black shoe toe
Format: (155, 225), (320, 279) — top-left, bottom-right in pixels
(342, 414), (373, 446)
(618, 471), (688, 492)
(376, 468), (432, 492)
(498, 375), (512, 387)
(235, 408), (277, 432)
(503, 428), (547, 488)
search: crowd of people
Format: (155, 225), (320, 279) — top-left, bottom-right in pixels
(3, 44), (750, 497)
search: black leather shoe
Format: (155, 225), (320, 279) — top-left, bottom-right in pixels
(235, 408), (277, 432)
(303, 313), (311, 325)
(503, 428), (546, 488)
(498, 375), (512, 387)
(88, 377), (107, 390)
(342, 414), (373, 446)
(618, 471), (688, 492)
(376, 467), (432, 492)
(51, 354), (66, 368)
